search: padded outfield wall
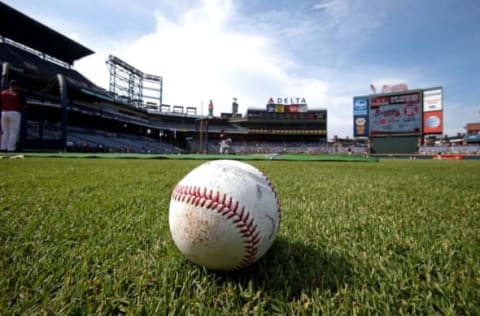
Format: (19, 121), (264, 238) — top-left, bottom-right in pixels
(370, 136), (419, 154)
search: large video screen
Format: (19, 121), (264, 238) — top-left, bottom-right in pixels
(370, 92), (421, 135)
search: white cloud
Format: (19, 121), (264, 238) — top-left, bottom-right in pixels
(312, 0), (336, 11)
(75, 0), (346, 132)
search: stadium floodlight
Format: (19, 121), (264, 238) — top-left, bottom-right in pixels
(106, 55), (163, 110)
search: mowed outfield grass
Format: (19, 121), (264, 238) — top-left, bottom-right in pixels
(1, 158), (479, 315)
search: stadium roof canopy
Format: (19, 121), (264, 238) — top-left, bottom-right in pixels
(0, 2), (94, 65)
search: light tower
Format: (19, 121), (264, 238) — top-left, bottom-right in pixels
(107, 55), (163, 109)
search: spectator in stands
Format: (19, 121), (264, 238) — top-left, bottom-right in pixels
(1, 80), (27, 152)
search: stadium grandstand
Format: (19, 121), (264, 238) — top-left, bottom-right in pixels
(1, 2), (338, 155)
(464, 122), (480, 144)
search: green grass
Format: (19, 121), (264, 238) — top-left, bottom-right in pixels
(1, 158), (479, 315)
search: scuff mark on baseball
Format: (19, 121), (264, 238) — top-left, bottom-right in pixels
(169, 160), (281, 271)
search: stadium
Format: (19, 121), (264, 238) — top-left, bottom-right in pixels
(0, 3), (335, 159)
(1, 3), (479, 315)
(2, 2), (479, 159)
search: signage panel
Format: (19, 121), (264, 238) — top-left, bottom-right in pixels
(423, 111), (443, 134)
(423, 88), (443, 112)
(354, 115), (369, 137)
(353, 97), (369, 137)
(353, 97), (368, 116)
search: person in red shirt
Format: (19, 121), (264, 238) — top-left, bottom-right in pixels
(0, 80), (27, 152)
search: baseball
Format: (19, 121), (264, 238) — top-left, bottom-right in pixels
(169, 160), (281, 270)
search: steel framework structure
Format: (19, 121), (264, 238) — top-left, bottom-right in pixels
(107, 55), (162, 109)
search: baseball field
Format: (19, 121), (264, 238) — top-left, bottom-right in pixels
(1, 157), (479, 314)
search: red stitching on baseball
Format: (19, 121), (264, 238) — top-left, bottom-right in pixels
(172, 184), (261, 269)
(261, 173), (282, 222)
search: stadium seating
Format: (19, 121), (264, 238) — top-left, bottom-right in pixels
(196, 140), (369, 155)
(418, 145), (480, 155)
(66, 126), (183, 154)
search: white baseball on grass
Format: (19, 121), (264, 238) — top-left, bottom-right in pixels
(169, 160), (281, 270)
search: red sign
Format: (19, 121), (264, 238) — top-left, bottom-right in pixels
(289, 104), (299, 112)
(423, 111), (443, 134)
(381, 83), (408, 93)
(433, 154), (464, 160)
(371, 96), (389, 107)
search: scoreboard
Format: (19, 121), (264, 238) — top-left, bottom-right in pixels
(353, 87), (443, 138)
(370, 92), (422, 135)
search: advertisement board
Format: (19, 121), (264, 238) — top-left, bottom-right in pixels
(423, 111), (443, 134)
(354, 97), (368, 116)
(354, 116), (369, 136)
(289, 104), (299, 112)
(370, 92), (421, 135)
(353, 97), (369, 137)
(423, 88), (442, 112)
(267, 102), (302, 113)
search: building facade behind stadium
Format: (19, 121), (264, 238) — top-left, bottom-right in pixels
(0, 2), (327, 155)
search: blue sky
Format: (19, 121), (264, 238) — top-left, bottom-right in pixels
(4, 0), (480, 137)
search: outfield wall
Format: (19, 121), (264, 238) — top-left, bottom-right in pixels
(371, 136), (418, 154)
